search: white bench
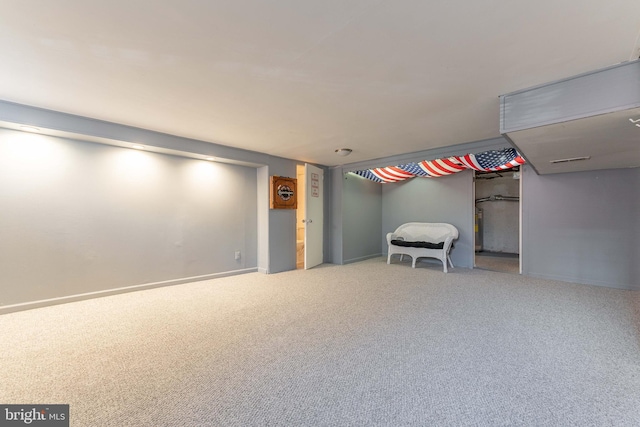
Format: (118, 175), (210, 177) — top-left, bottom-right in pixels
(386, 223), (459, 272)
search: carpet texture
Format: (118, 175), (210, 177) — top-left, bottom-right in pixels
(475, 252), (520, 274)
(1, 258), (639, 426)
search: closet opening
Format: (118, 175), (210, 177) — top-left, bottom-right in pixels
(474, 167), (521, 274)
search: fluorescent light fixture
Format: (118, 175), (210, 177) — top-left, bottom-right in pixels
(549, 156), (591, 164)
(131, 144), (145, 150)
(20, 125), (40, 133)
(205, 157), (215, 161)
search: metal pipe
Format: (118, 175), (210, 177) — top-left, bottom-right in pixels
(475, 194), (519, 203)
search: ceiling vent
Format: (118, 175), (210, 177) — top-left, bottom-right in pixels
(500, 60), (640, 174)
(549, 156), (591, 164)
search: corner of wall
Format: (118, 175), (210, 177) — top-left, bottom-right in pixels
(257, 166), (270, 273)
(330, 167), (344, 264)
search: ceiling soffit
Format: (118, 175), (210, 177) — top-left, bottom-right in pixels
(500, 60), (640, 174)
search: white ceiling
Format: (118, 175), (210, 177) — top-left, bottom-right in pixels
(1, 0), (639, 167)
(508, 107), (640, 174)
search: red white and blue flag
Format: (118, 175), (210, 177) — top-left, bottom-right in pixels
(418, 157), (467, 177)
(352, 148), (525, 183)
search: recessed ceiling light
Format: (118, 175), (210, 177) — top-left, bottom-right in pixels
(132, 144), (145, 150)
(20, 125), (40, 133)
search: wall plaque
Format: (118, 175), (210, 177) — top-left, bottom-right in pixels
(270, 176), (297, 209)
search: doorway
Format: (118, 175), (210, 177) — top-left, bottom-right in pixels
(295, 163), (324, 270)
(474, 167), (521, 274)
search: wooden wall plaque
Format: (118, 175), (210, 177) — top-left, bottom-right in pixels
(270, 176), (297, 209)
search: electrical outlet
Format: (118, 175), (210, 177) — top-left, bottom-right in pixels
(235, 251), (241, 260)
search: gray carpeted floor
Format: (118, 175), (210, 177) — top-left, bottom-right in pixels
(475, 252), (520, 274)
(2, 257), (639, 426)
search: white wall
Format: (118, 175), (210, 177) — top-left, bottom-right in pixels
(0, 128), (258, 308)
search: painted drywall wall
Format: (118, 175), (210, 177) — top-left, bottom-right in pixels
(0, 128), (258, 307)
(475, 171), (519, 253)
(341, 172), (383, 263)
(336, 137), (511, 270)
(0, 100), (317, 298)
(381, 170), (474, 269)
(522, 165), (639, 290)
(257, 166), (270, 274)
(633, 291), (640, 331)
(330, 167), (344, 264)
(267, 157), (297, 273)
(322, 166), (333, 264)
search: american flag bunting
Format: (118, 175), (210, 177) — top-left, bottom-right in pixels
(351, 148), (525, 183)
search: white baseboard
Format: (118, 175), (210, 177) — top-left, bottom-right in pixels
(0, 268), (258, 315)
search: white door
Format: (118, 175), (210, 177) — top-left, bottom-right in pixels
(304, 164), (323, 269)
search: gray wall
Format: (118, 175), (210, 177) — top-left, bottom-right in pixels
(382, 170), (474, 268)
(330, 167), (344, 264)
(257, 166), (270, 273)
(0, 101), (330, 311)
(0, 128), (257, 307)
(322, 166), (333, 264)
(341, 172), (383, 263)
(337, 137), (511, 270)
(522, 165), (639, 290)
(266, 157), (297, 273)
(0, 101), (315, 278)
